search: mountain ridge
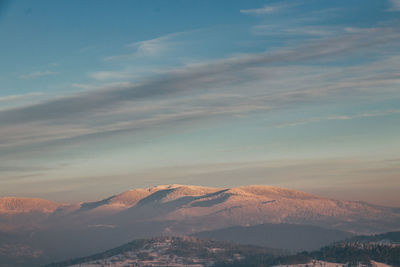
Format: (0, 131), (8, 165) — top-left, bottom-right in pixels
(1, 184), (399, 234)
(1, 184), (396, 212)
(0, 197), (61, 214)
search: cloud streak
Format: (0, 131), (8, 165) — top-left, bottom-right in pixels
(240, 3), (296, 15)
(0, 27), (399, 149)
(274, 109), (400, 128)
(19, 70), (58, 79)
(105, 32), (186, 61)
(0, 92), (43, 103)
(89, 71), (136, 81)
(127, 32), (179, 56)
(388, 0), (400, 11)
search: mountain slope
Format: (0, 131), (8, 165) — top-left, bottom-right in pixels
(107, 184), (399, 234)
(193, 223), (354, 251)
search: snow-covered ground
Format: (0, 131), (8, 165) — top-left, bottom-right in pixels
(68, 238), (217, 267)
(370, 261), (392, 267)
(273, 260), (392, 267)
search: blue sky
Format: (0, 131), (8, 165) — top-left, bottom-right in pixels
(0, 0), (399, 205)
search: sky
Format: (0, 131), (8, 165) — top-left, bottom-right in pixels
(0, 0), (399, 206)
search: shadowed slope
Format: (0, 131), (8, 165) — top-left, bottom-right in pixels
(193, 223), (354, 251)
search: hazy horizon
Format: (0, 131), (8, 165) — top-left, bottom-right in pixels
(1, 0), (400, 207)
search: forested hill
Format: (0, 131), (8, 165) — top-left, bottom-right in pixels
(226, 231), (400, 267)
(43, 232), (400, 267)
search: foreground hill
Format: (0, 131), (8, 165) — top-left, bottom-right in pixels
(0, 184), (399, 266)
(272, 231), (400, 267)
(44, 233), (400, 267)
(43, 236), (283, 267)
(347, 231), (400, 244)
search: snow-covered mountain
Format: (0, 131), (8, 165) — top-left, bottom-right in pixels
(1, 184), (399, 234)
(0, 184), (399, 266)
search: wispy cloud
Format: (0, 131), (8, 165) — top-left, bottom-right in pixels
(240, 2), (296, 15)
(128, 32), (180, 56)
(274, 109), (400, 128)
(284, 27), (335, 37)
(252, 25), (385, 39)
(252, 24), (338, 37)
(0, 27), (399, 148)
(71, 82), (132, 90)
(388, 0), (400, 11)
(105, 32), (183, 61)
(19, 70), (58, 79)
(0, 92), (43, 103)
(344, 27), (385, 33)
(0, 92), (45, 111)
(89, 71), (135, 81)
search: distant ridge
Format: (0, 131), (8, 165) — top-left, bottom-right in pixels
(0, 197), (60, 213)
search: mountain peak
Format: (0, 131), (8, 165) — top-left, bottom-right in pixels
(92, 184), (327, 212)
